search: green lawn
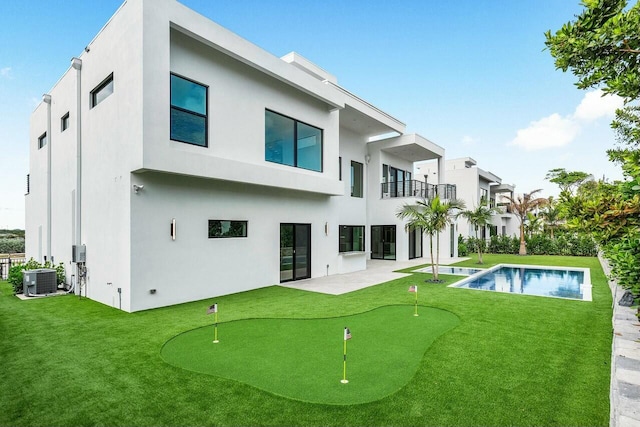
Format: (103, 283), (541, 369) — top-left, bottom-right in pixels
(0, 255), (611, 426)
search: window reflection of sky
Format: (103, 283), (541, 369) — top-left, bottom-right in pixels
(457, 266), (584, 299)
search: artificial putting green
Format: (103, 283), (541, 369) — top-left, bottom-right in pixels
(161, 304), (459, 405)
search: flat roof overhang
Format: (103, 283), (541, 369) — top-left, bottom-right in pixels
(370, 133), (445, 162)
(168, 21), (344, 110)
(492, 183), (515, 193)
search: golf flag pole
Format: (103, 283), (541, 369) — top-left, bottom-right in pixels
(341, 327), (351, 384)
(409, 285), (418, 316)
(207, 303), (219, 343)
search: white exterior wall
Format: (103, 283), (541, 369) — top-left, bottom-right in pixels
(26, 104), (48, 263)
(129, 173), (337, 312)
(27, 0), (447, 312)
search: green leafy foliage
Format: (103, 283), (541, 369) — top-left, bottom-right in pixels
(457, 235), (469, 256)
(0, 238), (25, 254)
(546, 0), (640, 303)
(471, 233), (596, 257)
(545, 0), (640, 100)
(8, 258), (66, 294)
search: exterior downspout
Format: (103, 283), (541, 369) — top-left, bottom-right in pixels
(43, 93), (52, 263)
(71, 58), (82, 249)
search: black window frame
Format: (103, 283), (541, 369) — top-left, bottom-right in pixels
(265, 109), (323, 172)
(90, 73), (114, 108)
(208, 220), (248, 239)
(351, 160), (363, 198)
(38, 132), (47, 149)
(61, 112), (69, 132)
(170, 73), (208, 147)
(339, 225), (365, 252)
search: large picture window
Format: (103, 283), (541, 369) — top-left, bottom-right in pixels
(208, 220), (247, 238)
(265, 110), (322, 172)
(351, 161), (363, 197)
(339, 225), (365, 252)
(171, 74), (208, 147)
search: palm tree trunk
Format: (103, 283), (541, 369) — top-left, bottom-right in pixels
(519, 223), (527, 255)
(475, 226), (483, 263)
(436, 230), (440, 278)
(429, 233), (437, 281)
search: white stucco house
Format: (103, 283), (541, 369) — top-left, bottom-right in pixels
(26, 0), (458, 312)
(415, 157), (519, 241)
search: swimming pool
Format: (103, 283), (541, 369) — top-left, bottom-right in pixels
(414, 266), (485, 276)
(449, 264), (592, 301)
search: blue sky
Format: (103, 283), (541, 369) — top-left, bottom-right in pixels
(0, 0), (626, 229)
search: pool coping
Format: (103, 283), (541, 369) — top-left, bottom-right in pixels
(446, 263), (593, 302)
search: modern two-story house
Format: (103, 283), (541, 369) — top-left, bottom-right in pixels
(26, 0), (457, 312)
(415, 157), (519, 241)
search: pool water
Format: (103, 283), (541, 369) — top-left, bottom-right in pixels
(450, 264), (591, 301)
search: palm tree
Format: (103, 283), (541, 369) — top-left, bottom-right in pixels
(456, 204), (496, 264)
(541, 197), (562, 239)
(502, 189), (548, 255)
(397, 196), (465, 281)
(524, 212), (543, 237)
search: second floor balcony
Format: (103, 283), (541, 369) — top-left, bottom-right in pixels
(381, 180), (456, 200)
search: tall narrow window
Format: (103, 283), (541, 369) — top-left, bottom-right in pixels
(339, 157), (342, 181)
(90, 73), (114, 108)
(351, 161), (363, 198)
(38, 132), (47, 149)
(170, 74), (208, 147)
(61, 112), (69, 132)
(265, 110), (322, 172)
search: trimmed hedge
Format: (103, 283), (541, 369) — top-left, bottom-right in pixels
(459, 233), (597, 257)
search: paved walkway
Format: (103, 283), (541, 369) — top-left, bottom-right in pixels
(280, 257), (468, 294)
(601, 254), (640, 427)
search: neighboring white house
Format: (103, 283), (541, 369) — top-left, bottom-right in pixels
(415, 157), (519, 241)
(26, 0), (458, 312)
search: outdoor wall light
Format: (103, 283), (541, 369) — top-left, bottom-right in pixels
(150, 289), (156, 294)
(133, 184), (144, 194)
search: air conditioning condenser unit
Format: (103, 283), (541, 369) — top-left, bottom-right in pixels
(23, 269), (57, 296)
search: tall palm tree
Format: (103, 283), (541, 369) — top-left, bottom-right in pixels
(502, 189), (548, 255)
(456, 204), (496, 264)
(397, 196), (465, 281)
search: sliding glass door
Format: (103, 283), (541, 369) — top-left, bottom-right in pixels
(371, 225), (396, 260)
(280, 224), (311, 282)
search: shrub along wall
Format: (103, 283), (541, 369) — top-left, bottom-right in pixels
(459, 233), (597, 257)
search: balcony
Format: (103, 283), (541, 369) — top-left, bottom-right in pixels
(381, 180), (456, 200)
(495, 204), (514, 214)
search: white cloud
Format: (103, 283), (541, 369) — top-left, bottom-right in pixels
(509, 89), (623, 151)
(510, 113), (580, 151)
(0, 67), (11, 78)
(461, 135), (476, 145)
(572, 89), (623, 121)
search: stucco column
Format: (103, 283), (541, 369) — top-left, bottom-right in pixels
(43, 94), (52, 262)
(71, 58), (82, 248)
